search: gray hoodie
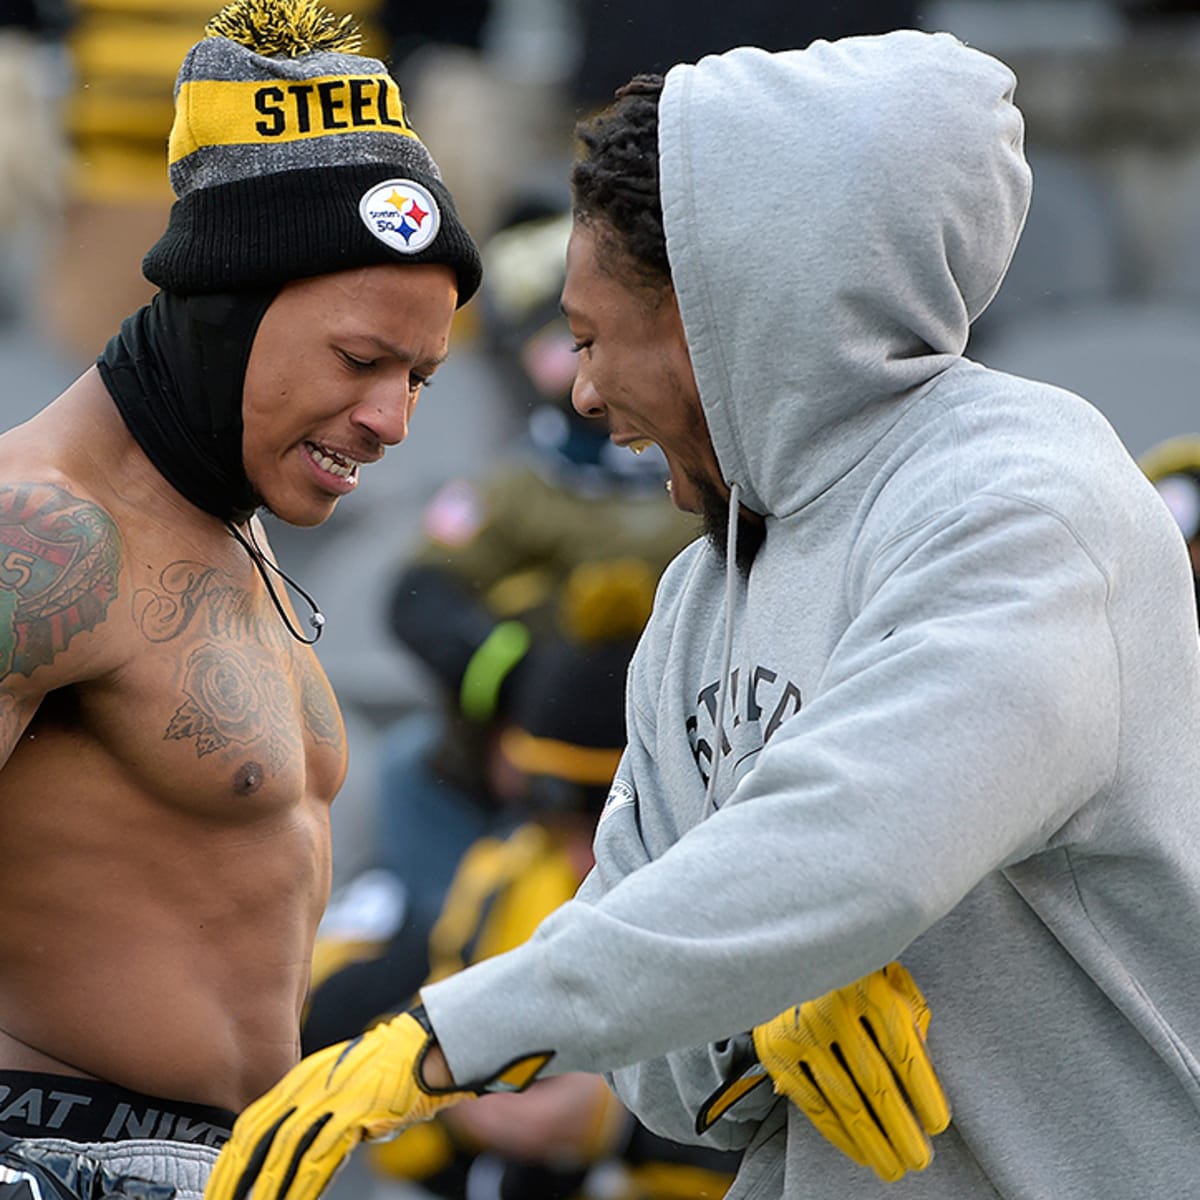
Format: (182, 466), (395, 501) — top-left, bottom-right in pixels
(422, 31), (1200, 1197)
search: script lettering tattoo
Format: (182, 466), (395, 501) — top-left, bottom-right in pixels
(135, 562), (289, 651)
(0, 483), (121, 679)
(165, 642), (298, 767)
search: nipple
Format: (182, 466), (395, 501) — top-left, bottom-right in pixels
(233, 761), (265, 794)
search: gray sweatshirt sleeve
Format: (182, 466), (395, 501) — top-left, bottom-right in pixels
(574, 697), (774, 1151)
(420, 495), (1120, 1133)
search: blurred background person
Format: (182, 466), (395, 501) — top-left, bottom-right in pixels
(377, 0), (578, 248)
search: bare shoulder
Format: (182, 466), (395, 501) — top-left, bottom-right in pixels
(0, 381), (131, 757)
(0, 474), (125, 676)
(0, 472), (125, 767)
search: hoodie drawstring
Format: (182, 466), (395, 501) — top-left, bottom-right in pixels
(227, 520), (326, 645)
(702, 480), (741, 817)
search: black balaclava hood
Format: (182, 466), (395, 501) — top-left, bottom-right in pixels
(97, 289), (277, 525)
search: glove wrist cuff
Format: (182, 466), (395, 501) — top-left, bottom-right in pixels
(406, 1003), (555, 1097)
(404, 1005), (461, 1099)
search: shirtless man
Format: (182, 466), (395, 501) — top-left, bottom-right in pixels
(0, 2), (480, 1197)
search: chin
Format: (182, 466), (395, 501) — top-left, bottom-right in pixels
(296, 501), (340, 528)
(665, 474), (702, 515)
(261, 494), (339, 529)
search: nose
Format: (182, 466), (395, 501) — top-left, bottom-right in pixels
(353, 385), (415, 447)
(571, 370), (604, 419)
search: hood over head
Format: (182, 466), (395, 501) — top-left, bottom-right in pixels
(659, 31), (1031, 517)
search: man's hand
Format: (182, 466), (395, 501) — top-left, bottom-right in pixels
(204, 1010), (469, 1200)
(696, 963), (950, 1182)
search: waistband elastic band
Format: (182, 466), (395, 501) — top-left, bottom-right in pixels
(0, 1071), (236, 1148)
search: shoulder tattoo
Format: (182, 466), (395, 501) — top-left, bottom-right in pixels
(0, 483), (122, 679)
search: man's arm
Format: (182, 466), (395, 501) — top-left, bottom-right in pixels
(0, 480), (125, 767)
(419, 496), (1118, 1080)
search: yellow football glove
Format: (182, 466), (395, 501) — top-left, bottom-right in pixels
(204, 1007), (549, 1200)
(696, 963), (950, 1183)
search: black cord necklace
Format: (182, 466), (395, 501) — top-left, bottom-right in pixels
(226, 520), (326, 645)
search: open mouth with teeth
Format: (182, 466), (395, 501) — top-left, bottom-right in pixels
(306, 442), (361, 483)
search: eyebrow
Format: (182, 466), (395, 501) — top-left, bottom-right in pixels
(362, 334), (448, 369)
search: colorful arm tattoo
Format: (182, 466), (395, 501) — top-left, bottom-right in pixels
(0, 483), (122, 681)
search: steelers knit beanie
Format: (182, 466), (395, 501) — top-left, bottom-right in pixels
(142, 0), (482, 304)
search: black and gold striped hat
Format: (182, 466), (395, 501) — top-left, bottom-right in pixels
(142, 0), (481, 304)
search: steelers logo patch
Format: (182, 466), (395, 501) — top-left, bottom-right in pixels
(359, 178), (441, 254)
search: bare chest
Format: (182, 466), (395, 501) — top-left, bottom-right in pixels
(26, 542), (347, 816)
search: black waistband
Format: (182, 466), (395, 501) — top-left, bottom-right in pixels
(0, 1071), (236, 1148)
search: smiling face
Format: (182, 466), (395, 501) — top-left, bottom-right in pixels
(561, 220), (725, 516)
(241, 262), (458, 527)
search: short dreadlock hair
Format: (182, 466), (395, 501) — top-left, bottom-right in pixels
(570, 75), (671, 292)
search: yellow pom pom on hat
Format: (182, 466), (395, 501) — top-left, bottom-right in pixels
(143, 0), (481, 304)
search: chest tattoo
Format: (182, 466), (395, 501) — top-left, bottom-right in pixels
(135, 561), (287, 648)
(164, 640), (296, 766)
(137, 559), (329, 763)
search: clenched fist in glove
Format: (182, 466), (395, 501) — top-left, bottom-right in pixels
(696, 962), (950, 1182)
(203, 1008), (548, 1200)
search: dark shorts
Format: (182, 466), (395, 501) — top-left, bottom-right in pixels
(0, 1072), (235, 1148)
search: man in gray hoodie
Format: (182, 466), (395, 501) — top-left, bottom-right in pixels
(205, 31), (1200, 1200)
